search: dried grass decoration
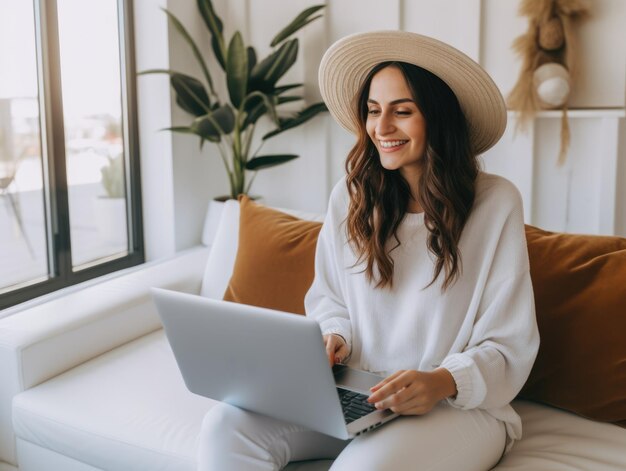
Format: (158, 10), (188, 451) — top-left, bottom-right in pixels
(507, 0), (590, 164)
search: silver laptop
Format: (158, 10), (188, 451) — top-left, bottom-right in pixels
(151, 288), (398, 439)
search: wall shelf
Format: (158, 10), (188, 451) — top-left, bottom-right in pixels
(507, 109), (626, 119)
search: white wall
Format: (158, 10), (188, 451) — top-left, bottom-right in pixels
(136, 0), (626, 258)
(135, 0), (231, 258)
(134, 0), (176, 260)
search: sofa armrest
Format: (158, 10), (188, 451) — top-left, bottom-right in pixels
(0, 246), (208, 466)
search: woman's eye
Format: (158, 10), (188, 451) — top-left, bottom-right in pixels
(367, 109), (411, 116)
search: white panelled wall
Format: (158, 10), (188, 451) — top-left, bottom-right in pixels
(136, 0), (626, 258)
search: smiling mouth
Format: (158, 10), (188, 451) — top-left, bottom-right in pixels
(379, 140), (408, 151)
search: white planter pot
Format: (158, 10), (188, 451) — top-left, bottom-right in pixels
(201, 199), (227, 246)
(201, 196), (263, 246)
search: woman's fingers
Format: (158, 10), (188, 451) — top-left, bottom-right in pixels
(367, 370), (412, 407)
(324, 336), (335, 365)
(369, 370), (403, 392)
(323, 334), (347, 366)
(334, 342), (349, 364)
(367, 370), (444, 415)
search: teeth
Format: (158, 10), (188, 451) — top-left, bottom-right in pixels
(380, 140), (407, 148)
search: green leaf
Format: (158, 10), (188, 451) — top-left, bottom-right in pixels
(263, 39), (298, 85)
(191, 105), (235, 142)
(245, 154), (299, 170)
(241, 94), (300, 130)
(137, 68), (172, 76)
(241, 92), (280, 130)
(270, 5), (325, 47)
(263, 102), (327, 140)
(259, 93), (279, 126)
(197, 0), (226, 69)
(139, 69), (211, 116)
(226, 32), (248, 109)
(277, 96), (303, 105)
(274, 83), (303, 95)
(162, 8), (215, 94)
(247, 47), (257, 77)
(170, 73), (211, 116)
(249, 39), (298, 93)
(160, 126), (196, 134)
(242, 98), (264, 129)
(160, 127), (216, 149)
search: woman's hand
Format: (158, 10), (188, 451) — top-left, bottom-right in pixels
(366, 369), (457, 415)
(322, 334), (349, 366)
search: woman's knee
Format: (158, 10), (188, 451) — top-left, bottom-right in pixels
(198, 403), (276, 470)
(200, 402), (248, 446)
(199, 402), (301, 470)
(202, 402), (236, 431)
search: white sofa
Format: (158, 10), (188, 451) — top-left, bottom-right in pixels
(1, 200), (626, 471)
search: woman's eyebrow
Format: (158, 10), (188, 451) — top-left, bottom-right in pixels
(367, 98), (415, 105)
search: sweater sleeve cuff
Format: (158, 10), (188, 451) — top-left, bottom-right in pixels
(440, 353), (486, 409)
(319, 318), (352, 354)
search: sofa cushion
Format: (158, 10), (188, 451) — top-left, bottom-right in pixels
(222, 196), (323, 314)
(495, 401), (626, 470)
(12, 330), (215, 471)
(520, 226), (626, 427)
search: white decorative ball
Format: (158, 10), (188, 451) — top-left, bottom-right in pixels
(533, 63), (571, 108)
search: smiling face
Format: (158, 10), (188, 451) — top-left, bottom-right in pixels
(365, 65), (427, 182)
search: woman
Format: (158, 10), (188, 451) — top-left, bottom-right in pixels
(198, 31), (539, 471)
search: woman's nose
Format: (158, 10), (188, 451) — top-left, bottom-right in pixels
(375, 111), (395, 135)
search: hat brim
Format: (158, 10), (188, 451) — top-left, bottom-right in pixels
(318, 31), (507, 155)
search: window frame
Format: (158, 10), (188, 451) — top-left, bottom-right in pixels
(0, 0), (144, 310)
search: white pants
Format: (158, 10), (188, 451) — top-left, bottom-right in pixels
(198, 401), (506, 471)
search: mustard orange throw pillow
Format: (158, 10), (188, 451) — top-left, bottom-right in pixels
(223, 195), (322, 315)
(520, 225), (626, 427)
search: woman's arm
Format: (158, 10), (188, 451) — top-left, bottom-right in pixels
(305, 181), (353, 355)
(440, 187), (540, 411)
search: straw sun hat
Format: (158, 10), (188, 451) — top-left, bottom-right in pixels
(318, 30), (507, 155)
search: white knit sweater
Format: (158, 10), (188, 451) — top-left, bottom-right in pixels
(304, 172), (540, 445)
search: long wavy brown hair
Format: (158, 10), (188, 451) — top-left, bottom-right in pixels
(345, 61), (478, 291)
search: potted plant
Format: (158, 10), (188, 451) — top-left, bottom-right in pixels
(140, 0), (328, 204)
(101, 154), (125, 199)
(95, 154), (126, 248)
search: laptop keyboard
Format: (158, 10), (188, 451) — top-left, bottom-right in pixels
(337, 387), (377, 424)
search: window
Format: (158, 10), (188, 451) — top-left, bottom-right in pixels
(0, 0), (143, 310)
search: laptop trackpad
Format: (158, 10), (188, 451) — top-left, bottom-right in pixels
(333, 364), (384, 395)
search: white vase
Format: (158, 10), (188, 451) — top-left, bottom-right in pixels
(201, 195), (264, 246)
(201, 199), (227, 246)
